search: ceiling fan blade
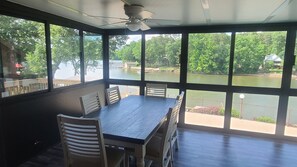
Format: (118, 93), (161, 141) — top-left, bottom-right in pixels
(121, 0), (131, 5)
(140, 10), (153, 19)
(99, 21), (127, 28)
(140, 22), (151, 31)
(86, 15), (128, 20)
(146, 19), (180, 26)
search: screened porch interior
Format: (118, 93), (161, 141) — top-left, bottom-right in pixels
(1, 0), (297, 167)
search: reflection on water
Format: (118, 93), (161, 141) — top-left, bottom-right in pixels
(55, 61), (103, 81)
(188, 73), (228, 85)
(110, 68), (140, 80)
(146, 71), (180, 82)
(233, 75), (282, 88)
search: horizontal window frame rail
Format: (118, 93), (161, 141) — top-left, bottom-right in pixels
(106, 23), (297, 35)
(186, 84), (282, 95)
(108, 79), (181, 89)
(108, 79), (143, 86)
(288, 89), (297, 96)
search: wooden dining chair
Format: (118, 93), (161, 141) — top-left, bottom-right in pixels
(145, 83), (167, 98)
(145, 106), (176, 167)
(80, 92), (102, 116)
(57, 114), (125, 167)
(105, 86), (121, 105)
(155, 92), (184, 163)
(171, 91), (184, 151)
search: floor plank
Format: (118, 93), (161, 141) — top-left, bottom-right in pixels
(19, 128), (297, 167)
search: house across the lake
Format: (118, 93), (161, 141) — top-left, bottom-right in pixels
(264, 54), (282, 68)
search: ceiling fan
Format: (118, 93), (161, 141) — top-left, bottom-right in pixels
(96, 0), (179, 31)
(123, 3), (152, 31)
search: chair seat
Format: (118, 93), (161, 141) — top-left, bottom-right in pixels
(106, 147), (125, 167)
(146, 135), (162, 158)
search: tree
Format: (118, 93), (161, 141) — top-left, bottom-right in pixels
(109, 35), (128, 60)
(0, 15), (46, 78)
(188, 33), (231, 74)
(25, 44), (47, 77)
(83, 33), (103, 75)
(0, 15), (106, 79)
(32, 27), (104, 78)
(234, 33), (265, 74)
(116, 41), (141, 63)
(0, 15), (41, 54)
(50, 25), (80, 77)
(145, 34), (181, 68)
(234, 32), (286, 74)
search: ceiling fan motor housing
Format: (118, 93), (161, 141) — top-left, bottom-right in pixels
(124, 4), (144, 19)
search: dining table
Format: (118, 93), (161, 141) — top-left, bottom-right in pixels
(84, 95), (176, 167)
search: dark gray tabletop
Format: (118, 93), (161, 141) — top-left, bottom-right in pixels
(85, 95), (175, 144)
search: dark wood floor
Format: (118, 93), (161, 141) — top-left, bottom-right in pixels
(19, 128), (297, 167)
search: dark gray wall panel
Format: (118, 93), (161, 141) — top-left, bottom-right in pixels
(0, 83), (105, 167)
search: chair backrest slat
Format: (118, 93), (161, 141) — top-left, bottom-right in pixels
(57, 114), (107, 166)
(80, 92), (101, 116)
(160, 104), (177, 158)
(145, 83), (167, 98)
(105, 86), (121, 105)
(175, 91), (184, 124)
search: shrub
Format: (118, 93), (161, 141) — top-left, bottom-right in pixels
(231, 109), (240, 118)
(255, 116), (275, 123)
(219, 108), (240, 118)
(218, 108), (224, 115)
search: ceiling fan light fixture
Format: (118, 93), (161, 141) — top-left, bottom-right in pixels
(126, 21), (141, 31)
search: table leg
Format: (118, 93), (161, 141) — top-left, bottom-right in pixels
(135, 145), (146, 167)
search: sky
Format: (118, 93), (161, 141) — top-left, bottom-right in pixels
(126, 34), (160, 44)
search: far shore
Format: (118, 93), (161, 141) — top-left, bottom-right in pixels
(124, 65), (292, 78)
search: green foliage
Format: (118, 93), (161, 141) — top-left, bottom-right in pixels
(50, 25), (81, 76)
(109, 35), (129, 60)
(263, 61), (275, 72)
(269, 69), (282, 73)
(0, 15), (106, 78)
(84, 33), (103, 74)
(145, 34), (181, 67)
(234, 32), (286, 74)
(116, 41), (140, 62)
(112, 34), (181, 68)
(255, 116), (275, 123)
(25, 44), (47, 77)
(0, 15), (42, 54)
(218, 108), (224, 115)
(0, 15), (47, 77)
(113, 32), (286, 75)
(231, 109), (240, 118)
(188, 33), (231, 74)
(218, 108), (240, 118)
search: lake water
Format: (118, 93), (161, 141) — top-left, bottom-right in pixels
(56, 61), (297, 124)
